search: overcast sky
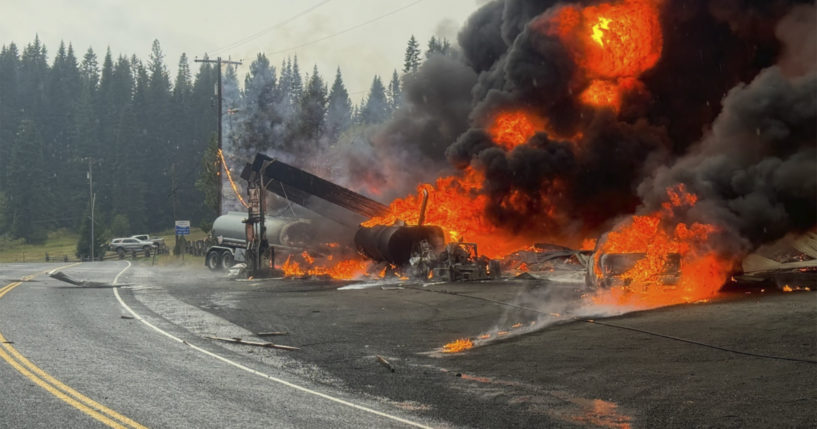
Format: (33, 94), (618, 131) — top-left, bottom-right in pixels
(2, 0), (484, 98)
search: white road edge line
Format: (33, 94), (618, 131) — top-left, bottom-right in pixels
(111, 261), (432, 429)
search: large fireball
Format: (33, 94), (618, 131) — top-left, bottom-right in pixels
(546, 0), (663, 110)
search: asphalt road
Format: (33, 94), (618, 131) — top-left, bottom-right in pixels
(1, 261), (815, 428)
(0, 262), (436, 428)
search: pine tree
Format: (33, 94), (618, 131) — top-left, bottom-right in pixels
(290, 56), (303, 103)
(46, 43), (85, 229)
(172, 52), (193, 154)
(173, 53), (192, 103)
(361, 75), (389, 124)
(425, 36), (452, 58)
(243, 53), (276, 113)
(195, 133), (220, 225)
(111, 56), (148, 233)
(92, 49), (115, 220)
(388, 69), (401, 111)
(6, 120), (49, 243)
(222, 64), (241, 126)
(189, 56), (218, 222)
(19, 36), (49, 127)
(326, 67), (352, 141)
(75, 198), (108, 260)
(279, 57), (292, 103)
(0, 43), (21, 193)
(75, 48), (99, 203)
(191, 54), (217, 150)
(296, 65), (328, 144)
(143, 40), (174, 230)
(80, 48), (99, 90)
(403, 35), (421, 73)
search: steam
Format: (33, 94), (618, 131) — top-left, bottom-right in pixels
(467, 280), (641, 349)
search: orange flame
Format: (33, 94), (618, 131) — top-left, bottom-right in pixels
(547, 0), (663, 111)
(488, 110), (542, 150)
(581, 238), (598, 250)
(281, 252), (371, 280)
(591, 185), (734, 308)
(363, 167), (547, 258)
(442, 338), (473, 353)
(580, 80), (621, 110)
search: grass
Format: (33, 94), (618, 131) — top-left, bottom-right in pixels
(0, 229), (79, 263)
(0, 227), (211, 266)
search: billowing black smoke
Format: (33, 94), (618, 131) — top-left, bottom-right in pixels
(633, 2), (817, 255)
(332, 54), (478, 201)
(373, 0), (816, 250)
(640, 44), (816, 252)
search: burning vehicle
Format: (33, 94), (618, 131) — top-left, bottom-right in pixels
(216, 0), (814, 309)
(206, 154), (504, 281)
(586, 252), (680, 289)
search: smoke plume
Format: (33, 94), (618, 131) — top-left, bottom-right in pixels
(372, 0), (816, 253)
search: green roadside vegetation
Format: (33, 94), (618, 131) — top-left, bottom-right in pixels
(0, 228), (211, 265)
(0, 229), (78, 263)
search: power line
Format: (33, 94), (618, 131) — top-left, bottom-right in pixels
(267, 0), (427, 56)
(211, 0), (335, 55)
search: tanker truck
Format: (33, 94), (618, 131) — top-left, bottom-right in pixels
(204, 211), (312, 271)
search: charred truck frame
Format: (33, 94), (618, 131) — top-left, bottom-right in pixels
(205, 153), (500, 280)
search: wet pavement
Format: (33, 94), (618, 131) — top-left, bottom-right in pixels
(125, 264), (817, 428)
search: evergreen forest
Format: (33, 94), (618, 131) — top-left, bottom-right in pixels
(0, 35), (449, 257)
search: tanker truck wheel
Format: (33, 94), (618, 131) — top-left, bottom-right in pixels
(206, 250), (222, 271)
(220, 251), (234, 270)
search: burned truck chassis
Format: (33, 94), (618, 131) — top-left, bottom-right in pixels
(234, 153), (500, 281)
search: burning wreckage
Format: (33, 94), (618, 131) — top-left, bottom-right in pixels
(209, 151), (816, 295)
(207, 0), (816, 308)
(206, 153), (502, 282)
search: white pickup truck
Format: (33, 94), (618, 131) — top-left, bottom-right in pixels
(130, 234), (167, 252)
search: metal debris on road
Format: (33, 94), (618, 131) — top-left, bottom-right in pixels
(48, 270), (120, 287)
(204, 335), (299, 351)
(376, 355), (395, 372)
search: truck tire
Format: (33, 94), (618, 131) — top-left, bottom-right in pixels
(206, 250), (222, 271)
(143, 246), (152, 257)
(116, 248), (126, 259)
(220, 251), (234, 270)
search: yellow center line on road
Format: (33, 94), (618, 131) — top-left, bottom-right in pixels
(0, 264), (148, 429)
(0, 282), (21, 298)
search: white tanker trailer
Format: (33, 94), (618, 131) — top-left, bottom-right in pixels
(204, 212), (312, 271)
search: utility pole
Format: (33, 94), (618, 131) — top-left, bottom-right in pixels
(194, 56), (242, 216)
(87, 159), (95, 262)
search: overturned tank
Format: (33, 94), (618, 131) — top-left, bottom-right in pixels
(354, 224), (446, 267)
